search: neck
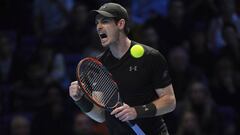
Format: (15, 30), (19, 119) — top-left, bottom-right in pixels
(109, 34), (131, 59)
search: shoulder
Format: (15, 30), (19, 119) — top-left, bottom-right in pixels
(133, 41), (166, 62)
(142, 45), (161, 56)
(132, 41), (162, 55)
(133, 42), (169, 69)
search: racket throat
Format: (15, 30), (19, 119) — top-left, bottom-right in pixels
(106, 107), (114, 112)
(106, 102), (122, 114)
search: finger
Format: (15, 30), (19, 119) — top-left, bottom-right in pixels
(111, 103), (129, 115)
(111, 106), (126, 115)
(121, 116), (129, 122)
(115, 109), (128, 118)
(119, 113), (129, 121)
(71, 81), (78, 85)
(69, 85), (82, 95)
(69, 86), (75, 95)
(69, 85), (79, 92)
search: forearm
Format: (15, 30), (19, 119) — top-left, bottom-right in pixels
(134, 85), (176, 118)
(134, 95), (175, 118)
(75, 97), (105, 123)
(153, 94), (176, 116)
(70, 81), (106, 123)
(85, 104), (106, 123)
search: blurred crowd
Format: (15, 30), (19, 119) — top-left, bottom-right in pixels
(0, 0), (240, 135)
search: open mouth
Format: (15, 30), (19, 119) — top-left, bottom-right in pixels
(99, 33), (107, 39)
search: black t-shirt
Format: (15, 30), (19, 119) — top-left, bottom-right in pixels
(98, 41), (172, 135)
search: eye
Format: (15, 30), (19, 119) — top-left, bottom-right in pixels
(102, 19), (109, 24)
(95, 20), (99, 25)
(102, 18), (113, 24)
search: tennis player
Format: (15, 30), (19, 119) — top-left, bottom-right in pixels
(69, 3), (176, 135)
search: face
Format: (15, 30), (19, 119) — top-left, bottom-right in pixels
(182, 111), (198, 130)
(74, 5), (88, 25)
(222, 26), (238, 46)
(11, 116), (30, 135)
(95, 14), (120, 47)
(189, 82), (207, 105)
(169, 1), (184, 20)
(168, 47), (189, 72)
(192, 31), (206, 50)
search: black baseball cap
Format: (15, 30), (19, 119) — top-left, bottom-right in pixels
(91, 3), (128, 22)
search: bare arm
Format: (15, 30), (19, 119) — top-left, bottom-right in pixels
(85, 104), (105, 123)
(69, 81), (105, 123)
(153, 84), (176, 116)
(111, 84), (176, 121)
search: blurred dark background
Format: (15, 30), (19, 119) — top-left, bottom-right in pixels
(0, 0), (239, 135)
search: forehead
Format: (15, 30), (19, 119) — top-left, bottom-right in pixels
(95, 14), (105, 20)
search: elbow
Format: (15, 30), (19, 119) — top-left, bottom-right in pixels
(169, 95), (176, 112)
(96, 110), (106, 123)
(85, 106), (106, 123)
(86, 114), (106, 123)
(95, 118), (105, 123)
(173, 99), (176, 110)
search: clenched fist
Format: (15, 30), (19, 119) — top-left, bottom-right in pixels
(69, 81), (84, 101)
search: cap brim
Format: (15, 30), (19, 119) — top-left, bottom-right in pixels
(90, 10), (115, 18)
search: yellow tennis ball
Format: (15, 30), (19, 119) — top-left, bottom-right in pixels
(130, 44), (144, 58)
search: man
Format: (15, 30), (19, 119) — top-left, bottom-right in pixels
(69, 3), (176, 135)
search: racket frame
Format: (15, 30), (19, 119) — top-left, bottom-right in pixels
(76, 57), (146, 135)
(76, 57), (120, 110)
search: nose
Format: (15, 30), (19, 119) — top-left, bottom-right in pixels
(96, 22), (103, 31)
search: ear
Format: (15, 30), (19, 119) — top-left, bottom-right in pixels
(117, 19), (125, 31)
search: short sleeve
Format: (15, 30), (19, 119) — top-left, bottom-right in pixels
(150, 50), (172, 89)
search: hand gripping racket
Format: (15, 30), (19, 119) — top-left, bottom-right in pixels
(76, 57), (146, 135)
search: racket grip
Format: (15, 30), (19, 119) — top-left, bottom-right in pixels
(126, 121), (146, 135)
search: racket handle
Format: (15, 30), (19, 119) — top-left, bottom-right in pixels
(108, 102), (146, 135)
(126, 121), (146, 135)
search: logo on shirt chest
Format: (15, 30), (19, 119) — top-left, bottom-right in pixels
(129, 65), (138, 72)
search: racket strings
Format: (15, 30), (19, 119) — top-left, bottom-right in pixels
(92, 71), (117, 105)
(88, 70), (115, 104)
(79, 61), (118, 107)
(84, 65), (117, 106)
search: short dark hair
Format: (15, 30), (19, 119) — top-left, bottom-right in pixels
(113, 17), (130, 35)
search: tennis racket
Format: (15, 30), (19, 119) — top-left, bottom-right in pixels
(76, 57), (146, 135)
